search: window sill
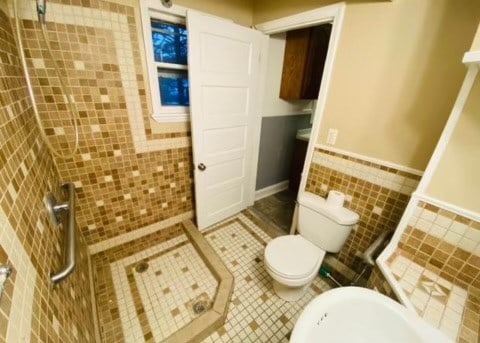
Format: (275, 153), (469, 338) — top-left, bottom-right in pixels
(151, 112), (190, 123)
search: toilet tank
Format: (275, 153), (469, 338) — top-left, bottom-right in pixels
(297, 192), (359, 253)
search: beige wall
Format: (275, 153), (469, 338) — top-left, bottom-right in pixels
(175, 0), (253, 27)
(426, 75), (480, 214)
(254, 0), (480, 170)
(470, 23), (480, 52)
(253, 0), (341, 24)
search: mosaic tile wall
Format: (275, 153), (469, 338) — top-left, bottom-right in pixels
(399, 201), (480, 283)
(0, 6), (96, 342)
(305, 147), (421, 271)
(15, 0), (194, 246)
(388, 200), (480, 342)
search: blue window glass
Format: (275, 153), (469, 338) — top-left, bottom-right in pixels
(151, 20), (187, 65)
(158, 71), (189, 106)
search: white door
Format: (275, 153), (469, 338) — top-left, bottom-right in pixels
(187, 11), (263, 229)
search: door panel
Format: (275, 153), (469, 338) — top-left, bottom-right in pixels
(200, 34), (253, 73)
(203, 126), (247, 155)
(202, 87), (249, 117)
(188, 11), (263, 229)
(205, 185), (244, 217)
(205, 158), (244, 188)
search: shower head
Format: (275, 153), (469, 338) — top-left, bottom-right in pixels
(36, 0), (46, 24)
(161, 0), (172, 8)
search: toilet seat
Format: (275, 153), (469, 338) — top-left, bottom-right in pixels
(265, 235), (323, 280)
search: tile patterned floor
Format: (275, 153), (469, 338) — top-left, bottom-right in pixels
(92, 211), (331, 342)
(111, 234), (218, 341)
(389, 253), (479, 342)
(251, 190), (296, 233)
(202, 212), (331, 342)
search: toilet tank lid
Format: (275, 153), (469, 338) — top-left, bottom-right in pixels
(298, 192), (359, 225)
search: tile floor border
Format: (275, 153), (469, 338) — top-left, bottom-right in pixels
(161, 220), (234, 343)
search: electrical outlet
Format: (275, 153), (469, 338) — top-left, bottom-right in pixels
(327, 128), (338, 145)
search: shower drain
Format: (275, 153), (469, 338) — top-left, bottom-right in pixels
(135, 261), (149, 273)
(192, 300), (209, 315)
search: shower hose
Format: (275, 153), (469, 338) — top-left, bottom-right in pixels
(12, 0), (79, 159)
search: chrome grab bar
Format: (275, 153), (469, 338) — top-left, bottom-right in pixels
(46, 183), (76, 284)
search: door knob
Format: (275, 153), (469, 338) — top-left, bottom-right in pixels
(198, 163), (206, 171)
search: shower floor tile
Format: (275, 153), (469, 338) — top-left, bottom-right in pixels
(92, 211), (331, 342)
(111, 235), (218, 341)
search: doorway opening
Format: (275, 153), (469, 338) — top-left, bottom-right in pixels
(251, 25), (331, 233)
(185, 4), (345, 230)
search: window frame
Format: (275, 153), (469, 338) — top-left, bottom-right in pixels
(140, 1), (189, 122)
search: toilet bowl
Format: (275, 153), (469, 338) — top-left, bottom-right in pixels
(264, 192), (359, 301)
(265, 235), (326, 301)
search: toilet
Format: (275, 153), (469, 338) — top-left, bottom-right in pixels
(264, 192), (359, 301)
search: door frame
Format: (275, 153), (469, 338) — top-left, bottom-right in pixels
(248, 3), (346, 207)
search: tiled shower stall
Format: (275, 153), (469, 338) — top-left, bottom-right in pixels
(1, 0), (480, 342)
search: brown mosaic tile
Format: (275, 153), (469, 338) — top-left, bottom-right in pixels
(18, 0), (194, 247)
(366, 266), (398, 301)
(398, 227), (480, 292)
(0, 7), (96, 342)
(393, 201), (480, 342)
(260, 293), (269, 302)
(306, 148), (413, 272)
(92, 217), (238, 342)
(249, 320), (259, 331)
(92, 223), (183, 341)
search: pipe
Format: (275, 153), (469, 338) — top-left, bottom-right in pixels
(12, 0), (80, 160)
(362, 230), (391, 266)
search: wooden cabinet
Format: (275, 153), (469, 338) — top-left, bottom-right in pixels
(280, 24), (332, 100)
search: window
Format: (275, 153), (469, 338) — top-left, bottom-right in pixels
(158, 70), (189, 106)
(152, 20), (190, 107)
(151, 21), (187, 64)
(141, 3), (189, 122)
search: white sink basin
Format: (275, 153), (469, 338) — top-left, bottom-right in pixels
(290, 287), (451, 343)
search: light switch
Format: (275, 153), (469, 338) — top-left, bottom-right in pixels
(327, 128), (338, 145)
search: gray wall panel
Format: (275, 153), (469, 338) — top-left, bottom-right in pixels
(255, 114), (311, 190)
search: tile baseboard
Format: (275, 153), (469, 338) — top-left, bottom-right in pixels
(89, 211), (194, 254)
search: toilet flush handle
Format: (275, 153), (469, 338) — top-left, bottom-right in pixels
(198, 163), (207, 171)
